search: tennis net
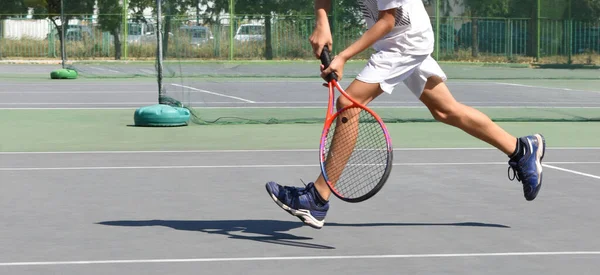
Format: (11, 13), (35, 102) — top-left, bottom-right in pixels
(55, 0), (600, 124)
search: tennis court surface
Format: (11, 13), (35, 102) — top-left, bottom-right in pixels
(1, 62), (600, 274)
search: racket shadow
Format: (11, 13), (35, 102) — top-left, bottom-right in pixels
(97, 219), (335, 250)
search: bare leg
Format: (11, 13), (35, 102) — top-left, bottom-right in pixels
(313, 79), (384, 201)
(419, 76), (517, 155)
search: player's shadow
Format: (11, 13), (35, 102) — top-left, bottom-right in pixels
(97, 219), (509, 250)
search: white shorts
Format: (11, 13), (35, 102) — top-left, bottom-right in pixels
(355, 52), (447, 98)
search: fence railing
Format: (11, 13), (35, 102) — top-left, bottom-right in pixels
(1, 14), (599, 64)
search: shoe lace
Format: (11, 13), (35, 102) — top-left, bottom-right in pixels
(299, 178), (308, 187)
(282, 179), (311, 198)
(508, 166), (520, 182)
(508, 163), (529, 183)
(296, 179), (311, 196)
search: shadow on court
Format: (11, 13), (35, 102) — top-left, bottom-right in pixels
(97, 219), (509, 250)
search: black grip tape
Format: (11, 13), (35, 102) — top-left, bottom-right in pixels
(319, 46), (338, 82)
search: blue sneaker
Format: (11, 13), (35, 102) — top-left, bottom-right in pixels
(508, 134), (546, 201)
(265, 181), (329, 229)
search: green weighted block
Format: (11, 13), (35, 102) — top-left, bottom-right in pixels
(134, 104), (190, 127)
(50, 69), (78, 79)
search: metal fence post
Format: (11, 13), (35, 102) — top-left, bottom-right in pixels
(536, 0), (541, 61)
(229, 0), (234, 60)
(434, 0), (440, 60)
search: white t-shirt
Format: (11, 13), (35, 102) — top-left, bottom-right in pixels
(359, 0), (434, 55)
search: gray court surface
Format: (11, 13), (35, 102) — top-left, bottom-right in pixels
(0, 148), (599, 274)
(2, 62), (600, 79)
(2, 63), (600, 274)
(1, 78), (600, 109)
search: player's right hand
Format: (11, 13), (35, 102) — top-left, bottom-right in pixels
(309, 24), (332, 59)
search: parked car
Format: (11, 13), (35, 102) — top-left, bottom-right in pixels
(179, 25), (214, 46)
(234, 24), (264, 42)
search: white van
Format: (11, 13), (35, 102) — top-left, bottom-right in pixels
(234, 24), (264, 42)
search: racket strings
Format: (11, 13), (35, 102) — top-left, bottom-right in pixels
(323, 107), (390, 199)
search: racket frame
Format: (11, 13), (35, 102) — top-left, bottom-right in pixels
(318, 46), (394, 203)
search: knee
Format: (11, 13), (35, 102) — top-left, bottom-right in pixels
(429, 103), (463, 125)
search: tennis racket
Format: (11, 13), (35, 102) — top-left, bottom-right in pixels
(318, 46), (393, 203)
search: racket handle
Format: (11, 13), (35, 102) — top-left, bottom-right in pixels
(320, 45), (338, 82)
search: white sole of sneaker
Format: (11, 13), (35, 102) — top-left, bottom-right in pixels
(535, 134), (546, 182)
(266, 189), (325, 229)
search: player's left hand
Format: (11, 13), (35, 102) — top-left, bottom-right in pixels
(321, 55), (346, 83)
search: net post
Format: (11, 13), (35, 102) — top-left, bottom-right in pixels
(60, 0), (66, 69)
(50, 0), (78, 79)
(156, 0), (164, 98)
(132, 0), (190, 127)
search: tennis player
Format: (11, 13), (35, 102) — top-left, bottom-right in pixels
(266, 0), (545, 229)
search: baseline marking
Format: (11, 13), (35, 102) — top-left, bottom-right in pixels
(1, 147), (599, 155)
(2, 162), (600, 171)
(0, 91), (154, 94)
(1, 251), (600, 266)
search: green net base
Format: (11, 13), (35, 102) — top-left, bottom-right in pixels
(50, 69), (78, 79)
(134, 104), (191, 127)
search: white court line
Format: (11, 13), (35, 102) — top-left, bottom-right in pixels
(171, 83), (256, 103)
(1, 251), (599, 266)
(144, 101), (598, 105)
(495, 82), (600, 93)
(3, 105), (599, 110)
(0, 102), (158, 105)
(0, 107), (136, 110)
(0, 91), (154, 94)
(139, 69), (155, 74)
(1, 147), (600, 155)
(544, 164), (600, 180)
(200, 101), (598, 105)
(1, 161), (599, 171)
(88, 66), (121, 73)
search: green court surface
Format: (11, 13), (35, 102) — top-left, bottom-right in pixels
(1, 109), (598, 152)
(4, 61), (600, 80)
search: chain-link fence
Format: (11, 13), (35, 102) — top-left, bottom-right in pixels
(1, 0), (599, 64)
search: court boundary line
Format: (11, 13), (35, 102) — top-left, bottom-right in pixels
(495, 82), (600, 93)
(0, 91), (154, 94)
(544, 164), (600, 180)
(2, 103), (600, 108)
(2, 161), (600, 171)
(170, 83), (256, 103)
(2, 147), (600, 155)
(1, 251), (599, 266)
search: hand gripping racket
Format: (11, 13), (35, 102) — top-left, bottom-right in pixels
(318, 46), (393, 203)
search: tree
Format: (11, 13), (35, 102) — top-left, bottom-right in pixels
(1, 0), (27, 57)
(97, 0), (124, 60)
(423, 0), (459, 18)
(129, 0), (154, 23)
(462, 0), (509, 57)
(25, 0), (95, 61)
(197, 0), (313, 60)
(569, 0), (600, 20)
(1, 0), (28, 19)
